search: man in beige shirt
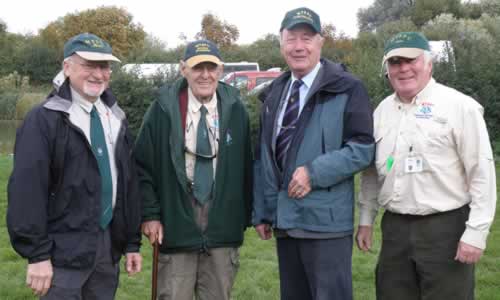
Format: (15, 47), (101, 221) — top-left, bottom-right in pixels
(356, 32), (497, 300)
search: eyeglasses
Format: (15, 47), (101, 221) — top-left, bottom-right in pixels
(70, 60), (111, 74)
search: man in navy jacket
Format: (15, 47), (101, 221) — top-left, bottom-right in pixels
(7, 33), (142, 299)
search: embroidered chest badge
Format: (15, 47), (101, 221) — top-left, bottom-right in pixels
(415, 101), (434, 119)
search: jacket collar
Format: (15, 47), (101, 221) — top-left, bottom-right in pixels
(158, 77), (240, 194)
(43, 78), (125, 121)
(259, 58), (356, 104)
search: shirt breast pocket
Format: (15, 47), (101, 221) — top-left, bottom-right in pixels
(417, 118), (454, 153)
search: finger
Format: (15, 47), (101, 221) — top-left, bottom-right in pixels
(41, 277), (52, 296)
(33, 278), (44, 296)
(126, 258), (132, 273)
(134, 258), (142, 273)
(148, 233), (156, 245)
(158, 226), (164, 245)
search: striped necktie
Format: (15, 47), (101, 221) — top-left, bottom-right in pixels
(276, 79), (303, 171)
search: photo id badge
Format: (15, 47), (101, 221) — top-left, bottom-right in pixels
(405, 156), (423, 173)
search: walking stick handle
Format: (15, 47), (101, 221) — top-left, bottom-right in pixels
(152, 240), (159, 300)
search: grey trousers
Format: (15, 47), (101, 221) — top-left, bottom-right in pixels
(41, 229), (119, 300)
(156, 247), (240, 300)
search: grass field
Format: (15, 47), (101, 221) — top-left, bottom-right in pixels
(0, 154), (499, 299)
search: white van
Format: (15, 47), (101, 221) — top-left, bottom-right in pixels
(222, 62), (259, 76)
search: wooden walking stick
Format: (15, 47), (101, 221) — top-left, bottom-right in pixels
(151, 240), (159, 300)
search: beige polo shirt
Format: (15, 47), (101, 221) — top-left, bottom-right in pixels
(184, 88), (219, 182)
(358, 78), (497, 249)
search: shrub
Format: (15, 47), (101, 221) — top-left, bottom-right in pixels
(110, 68), (180, 137)
(15, 92), (45, 120)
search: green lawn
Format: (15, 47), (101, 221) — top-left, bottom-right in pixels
(0, 154), (498, 299)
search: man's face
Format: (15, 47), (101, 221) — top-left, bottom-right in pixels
(280, 24), (324, 78)
(181, 61), (222, 103)
(387, 54), (432, 102)
(63, 55), (111, 102)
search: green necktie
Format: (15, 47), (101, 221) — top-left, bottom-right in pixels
(193, 105), (214, 204)
(90, 106), (113, 229)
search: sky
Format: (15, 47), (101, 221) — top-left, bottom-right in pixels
(1, 0), (375, 48)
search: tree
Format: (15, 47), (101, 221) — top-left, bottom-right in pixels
(357, 0), (415, 32)
(39, 6), (146, 60)
(321, 23), (354, 65)
(0, 19), (6, 34)
(195, 13), (239, 49)
(126, 33), (171, 63)
(410, 0), (462, 27)
(16, 36), (60, 84)
(235, 34), (284, 70)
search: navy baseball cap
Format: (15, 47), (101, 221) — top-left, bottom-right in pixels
(64, 33), (120, 62)
(183, 40), (222, 68)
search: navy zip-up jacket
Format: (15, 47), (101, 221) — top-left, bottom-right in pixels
(7, 79), (141, 268)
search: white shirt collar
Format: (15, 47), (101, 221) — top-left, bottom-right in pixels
(70, 86), (105, 115)
(187, 87), (217, 113)
(291, 61), (321, 89)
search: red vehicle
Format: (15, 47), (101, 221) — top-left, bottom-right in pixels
(222, 70), (282, 91)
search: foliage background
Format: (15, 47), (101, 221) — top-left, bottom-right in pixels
(1, 2), (500, 298)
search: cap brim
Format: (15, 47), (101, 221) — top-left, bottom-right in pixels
(185, 55), (222, 68)
(76, 51), (121, 62)
(284, 20), (320, 33)
(383, 48), (424, 63)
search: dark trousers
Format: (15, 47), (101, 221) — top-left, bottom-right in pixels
(376, 206), (474, 300)
(41, 229), (119, 300)
(276, 235), (353, 300)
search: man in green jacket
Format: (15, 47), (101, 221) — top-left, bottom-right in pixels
(134, 40), (253, 300)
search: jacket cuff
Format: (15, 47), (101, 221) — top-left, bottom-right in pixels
(125, 243), (141, 253)
(28, 253), (51, 264)
(305, 162), (317, 189)
(141, 215), (160, 222)
(460, 227), (488, 250)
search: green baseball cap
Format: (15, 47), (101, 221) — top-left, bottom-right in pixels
(183, 39), (222, 68)
(383, 32), (430, 63)
(64, 33), (120, 62)
(280, 7), (321, 34)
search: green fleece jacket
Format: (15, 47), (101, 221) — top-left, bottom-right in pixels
(134, 78), (253, 253)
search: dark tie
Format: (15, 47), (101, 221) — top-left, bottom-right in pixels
(90, 106), (113, 229)
(276, 79), (303, 171)
(193, 105), (214, 204)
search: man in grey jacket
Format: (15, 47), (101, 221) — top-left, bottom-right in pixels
(252, 7), (374, 300)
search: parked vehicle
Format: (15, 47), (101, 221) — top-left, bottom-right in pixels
(222, 62), (259, 76)
(222, 70), (282, 91)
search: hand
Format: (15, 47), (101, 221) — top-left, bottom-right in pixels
(455, 241), (483, 264)
(288, 166), (312, 199)
(255, 224), (273, 240)
(356, 225), (373, 252)
(26, 259), (53, 296)
(125, 252), (142, 276)
(141, 220), (164, 245)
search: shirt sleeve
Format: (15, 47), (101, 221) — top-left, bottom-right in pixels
(358, 164), (381, 226)
(456, 101), (497, 249)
